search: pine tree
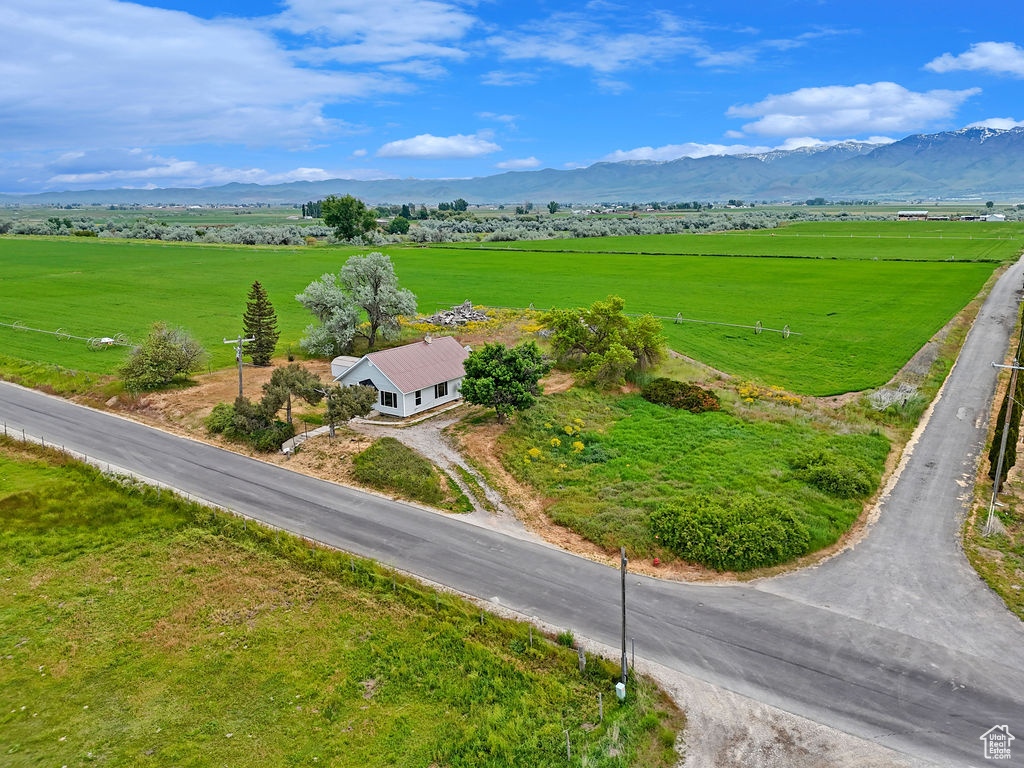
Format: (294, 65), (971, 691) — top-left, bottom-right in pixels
(242, 280), (280, 366)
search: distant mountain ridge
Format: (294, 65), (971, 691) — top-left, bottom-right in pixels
(4, 127), (1024, 206)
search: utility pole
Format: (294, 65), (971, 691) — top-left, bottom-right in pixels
(224, 332), (255, 398)
(620, 546), (628, 684)
(987, 301), (1024, 536)
(988, 358), (1024, 535)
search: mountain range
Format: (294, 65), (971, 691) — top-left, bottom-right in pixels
(4, 127), (1024, 206)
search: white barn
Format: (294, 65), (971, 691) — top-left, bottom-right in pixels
(333, 336), (470, 418)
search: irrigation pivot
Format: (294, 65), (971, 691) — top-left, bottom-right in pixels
(0, 319), (132, 349)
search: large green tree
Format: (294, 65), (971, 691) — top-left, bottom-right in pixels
(120, 323), (206, 390)
(322, 194), (377, 241)
(242, 280), (280, 366)
(263, 363), (324, 424)
(461, 342), (550, 422)
(542, 296), (666, 387)
(295, 273), (361, 356)
(340, 252), (417, 350)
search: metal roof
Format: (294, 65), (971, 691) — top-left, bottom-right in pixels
(363, 336), (469, 394)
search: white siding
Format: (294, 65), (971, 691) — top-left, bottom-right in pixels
(337, 360), (464, 419)
(336, 359), (406, 417)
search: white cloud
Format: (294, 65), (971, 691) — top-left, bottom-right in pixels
(487, 16), (707, 73)
(496, 157), (541, 169)
(596, 78), (631, 94)
(727, 82), (979, 136)
(723, 129), (746, 139)
(600, 143), (771, 162)
(966, 117), (1024, 129)
(377, 132), (501, 159)
(2, 0), (400, 152)
(477, 112), (519, 123)
(600, 136), (894, 163)
(481, 70), (538, 86)
(351, 148), (368, 157)
(273, 0), (476, 65)
(926, 42), (1024, 78)
(37, 149), (394, 189)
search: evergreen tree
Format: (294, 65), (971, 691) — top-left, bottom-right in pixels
(242, 280), (280, 366)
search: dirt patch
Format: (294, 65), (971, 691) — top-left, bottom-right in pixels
(118, 356), (333, 433)
(539, 370), (574, 395)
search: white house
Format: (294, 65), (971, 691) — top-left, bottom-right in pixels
(333, 335), (470, 418)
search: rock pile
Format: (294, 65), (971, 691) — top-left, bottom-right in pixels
(423, 300), (490, 327)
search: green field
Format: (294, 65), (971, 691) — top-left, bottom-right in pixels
(0, 442), (680, 767)
(2, 205), (316, 228)
(444, 222), (1024, 261)
(0, 234), (999, 394)
(499, 389), (889, 564)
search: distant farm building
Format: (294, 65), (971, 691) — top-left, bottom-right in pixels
(332, 336), (469, 418)
(897, 210), (928, 220)
(985, 213), (1007, 222)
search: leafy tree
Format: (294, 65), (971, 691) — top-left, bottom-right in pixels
(120, 323), (206, 390)
(452, 198), (469, 212)
(548, 201), (559, 214)
(400, 204), (411, 219)
(242, 280), (280, 366)
(542, 296), (666, 387)
(986, 201), (995, 209)
(263, 363), (324, 424)
(461, 342), (551, 422)
(324, 384), (377, 436)
(322, 194), (377, 241)
(295, 273), (360, 356)
(387, 216), (410, 235)
(341, 252), (417, 349)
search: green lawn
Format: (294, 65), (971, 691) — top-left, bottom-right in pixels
(443, 222), (1024, 261)
(0, 235), (998, 394)
(0, 442), (680, 767)
(499, 389), (889, 564)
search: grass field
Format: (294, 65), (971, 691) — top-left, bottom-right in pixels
(0, 235), (998, 394)
(0, 441), (680, 767)
(498, 389), (889, 563)
(3, 205), (317, 228)
(443, 223), (1024, 261)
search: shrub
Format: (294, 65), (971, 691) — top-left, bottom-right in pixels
(555, 630), (575, 647)
(649, 493), (810, 571)
(578, 443), (616, 464)
(641, 378), (720, 413)
(791, 449), (875, 498)
(353, 437), (444, 505)
(205, 403), (235, 434)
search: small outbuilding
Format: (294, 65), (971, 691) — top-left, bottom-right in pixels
(333, 335), (470, 418)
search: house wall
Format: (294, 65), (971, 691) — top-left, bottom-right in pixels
(403, 376), (463, 416)
(337, 359), (405, 417)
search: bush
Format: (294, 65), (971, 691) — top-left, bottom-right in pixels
(791, 449), (875, 498)
(353, 437), (444, 505)
(649, 493), (810, 571)
(641, 378), (720, 413)
(119, 323), (205, 391)
(205, 403), (235, 434)
(555, 630), (575, 647)
(578, 443), (617, 464)
(205, 398), (294, 452)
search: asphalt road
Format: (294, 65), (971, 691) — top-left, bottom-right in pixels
(3, 261), (1024, 765)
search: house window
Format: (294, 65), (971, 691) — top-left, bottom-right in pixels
(380, 391), (397, 408)
(415, 390), (422, 406)
(434, 381), (448, 398)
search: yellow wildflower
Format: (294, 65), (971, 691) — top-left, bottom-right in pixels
(572, 441), (585, 453)
(550, 437), (561, 448)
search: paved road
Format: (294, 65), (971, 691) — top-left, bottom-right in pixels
(3, 262), (1024, 765)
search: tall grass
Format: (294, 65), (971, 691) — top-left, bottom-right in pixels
(0, 439), (683, 767)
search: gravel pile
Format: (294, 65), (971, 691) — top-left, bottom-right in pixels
(423, 300), (490, 326)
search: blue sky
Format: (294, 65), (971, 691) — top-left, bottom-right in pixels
(2, 0), (1023, 193)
